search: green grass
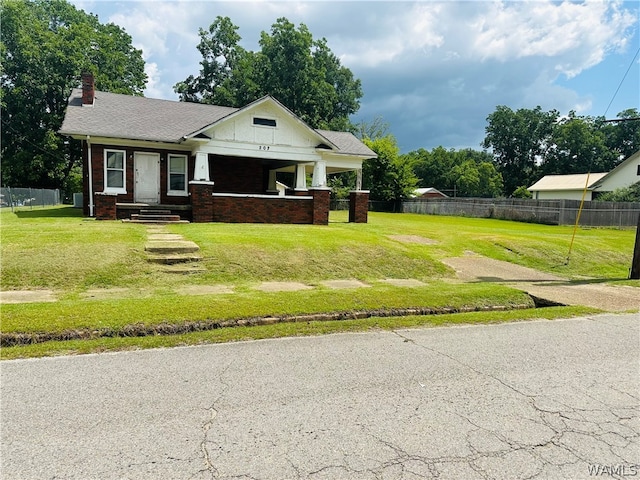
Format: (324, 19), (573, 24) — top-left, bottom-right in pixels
(0, 206), (635, 358)
(0, 306), (598, 360)
(2, 207), (635, 290)
(0, 282), (532, 334)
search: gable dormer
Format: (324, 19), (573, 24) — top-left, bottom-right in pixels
(185, 96), (337, 154)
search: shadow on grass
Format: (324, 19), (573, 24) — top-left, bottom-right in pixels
(13, 206), (83, 219)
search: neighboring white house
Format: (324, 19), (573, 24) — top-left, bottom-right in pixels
(591, 150), (640, 193)
(528, 150), (640, 201)
(527, 173), (607, 201)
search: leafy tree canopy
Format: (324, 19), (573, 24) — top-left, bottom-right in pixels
(482, 105), (558, 196)
(404, 147), (503, 198)
(362, 134), (417, 202)
(175, 16), (362, 130)
(482, 106), (640, 196)
(1, 0), (146, 195)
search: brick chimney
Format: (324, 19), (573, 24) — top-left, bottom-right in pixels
(81, 72), (95, 106)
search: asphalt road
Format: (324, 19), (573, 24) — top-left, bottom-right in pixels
(2, 314), (638, 479)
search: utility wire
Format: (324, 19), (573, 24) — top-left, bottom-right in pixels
(567, 45), (640, 263)
(603, 46), (639, 118)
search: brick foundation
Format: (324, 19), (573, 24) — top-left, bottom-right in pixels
(311, 188), (331, 225)
(349, 190), (369, 223)
(189, 181), (215, 223)
(211, 194), (314, 224)
(95, 192), (117, 220)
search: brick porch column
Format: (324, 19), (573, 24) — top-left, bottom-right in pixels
(94, 192), (117, 220)
(189, 181), (215, 223)
(349, 190), (370, 223)
(311, 188), (331, 225)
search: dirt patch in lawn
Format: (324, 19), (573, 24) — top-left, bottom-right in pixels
(389, 235), (439, 245)
(0, 290), (57, 304)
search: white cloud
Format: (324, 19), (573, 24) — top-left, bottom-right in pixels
(143, 62), (163, 99)
(107, 2), (202, 59)
(69, 0), (639, 150)
(470, 1), (636, 78)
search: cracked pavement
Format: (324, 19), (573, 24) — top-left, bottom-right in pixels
(1, 314), (638, 479)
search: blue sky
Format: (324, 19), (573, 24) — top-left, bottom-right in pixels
(72, 1), (639, 153)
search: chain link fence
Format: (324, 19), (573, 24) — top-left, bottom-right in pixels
(0, 187), (61, 212)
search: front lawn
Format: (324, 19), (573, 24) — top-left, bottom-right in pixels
(1, 206), (633, 358)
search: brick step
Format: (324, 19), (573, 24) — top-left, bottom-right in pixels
(128, 212), (189, 224)
(139, 209), (173, 216)
(131, 213), (182, 221)
(127, 218), (189, 225)
(127, 219), (190, 224)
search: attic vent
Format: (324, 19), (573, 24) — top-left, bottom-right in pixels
(316, 143), (331, 150)
(253, 117), (277, 127)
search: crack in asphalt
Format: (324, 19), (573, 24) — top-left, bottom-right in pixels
(387, 329), (640, 479)
(193, 362), (234, 480)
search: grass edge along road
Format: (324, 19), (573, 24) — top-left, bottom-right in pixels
(1, 306), (599, 360)
(1, 206), (634, 358)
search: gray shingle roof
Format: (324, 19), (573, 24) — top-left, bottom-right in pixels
(59, 89), (377, 158)
(59, 89), (238, 143)
(316, 130), (377, 157)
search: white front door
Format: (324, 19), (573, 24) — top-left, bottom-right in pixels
(134, 153), (160, 204)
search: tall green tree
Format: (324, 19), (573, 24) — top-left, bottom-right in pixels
(482, 106), (638, 195)
(601, 108), (640, 161)
(362, 135), (417, 202)
(174, 16), (250, 105)
(405, 147), (503, 197)
(1, 0), (146, 195)
(482, 106), (558, 196)
(175, 16), (362, 130)
(541, 113), (615, 175)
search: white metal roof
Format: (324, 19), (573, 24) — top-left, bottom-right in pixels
(528, 173), (608, 192)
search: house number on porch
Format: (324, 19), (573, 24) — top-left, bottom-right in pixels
(259, 145), (270, 151)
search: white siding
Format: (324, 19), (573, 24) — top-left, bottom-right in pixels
(596, 152), (640, 192)
(534, 190), (593, 201)
(207, 103), (315, 149)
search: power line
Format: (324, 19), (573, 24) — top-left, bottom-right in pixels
(603, 46), (640, 118)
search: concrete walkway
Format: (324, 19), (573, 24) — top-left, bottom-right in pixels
(0, 278), (427, 304)
(443, 255), (640, 312)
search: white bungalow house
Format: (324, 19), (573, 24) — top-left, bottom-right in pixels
(528, 150), (640, 201)
(59, 73), (376, 224)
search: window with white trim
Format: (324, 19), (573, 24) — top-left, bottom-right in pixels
(168, 154), (188, 195)
(104, 149), (126, 193)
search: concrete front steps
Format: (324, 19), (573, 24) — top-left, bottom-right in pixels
(145, 230), (204, 273)
(127, 209), (189, 224)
